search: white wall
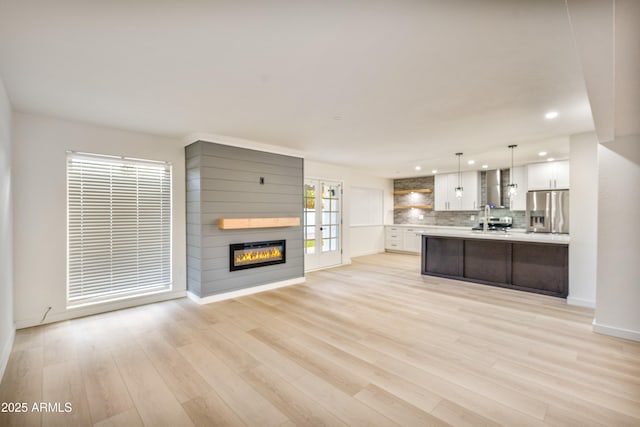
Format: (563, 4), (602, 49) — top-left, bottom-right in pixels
(567, 0), (640, 341)
(12, 113), (187, 329)
(594, 137), (640, 340)
(0, 77), (14, 381)
(566, 0), (614, 143)
(304, 160), (393, 261)
(568, 132), (598, 307)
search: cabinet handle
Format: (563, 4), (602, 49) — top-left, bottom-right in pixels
(549, 179), (552, 188)
(554, 179), (557, 188)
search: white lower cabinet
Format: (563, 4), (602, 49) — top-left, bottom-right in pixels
(402, 228), (423, 253)
(385, 226), (403, 251)
(385, 226), (425, 253)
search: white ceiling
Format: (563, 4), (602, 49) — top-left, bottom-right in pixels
(0, 0), (594, 177)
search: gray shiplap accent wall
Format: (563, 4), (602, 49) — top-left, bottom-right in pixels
(186, 141), (304, 298)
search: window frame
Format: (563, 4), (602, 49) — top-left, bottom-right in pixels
(66, 151), (173, 308)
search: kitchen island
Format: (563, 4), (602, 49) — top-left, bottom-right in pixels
(419, 228), (569, 298)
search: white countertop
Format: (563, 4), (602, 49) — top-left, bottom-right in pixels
(387, 224), (570, 245)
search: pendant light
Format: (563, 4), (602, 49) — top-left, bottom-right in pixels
(454, 152), (463, 198)
(507, 144), (518, 198)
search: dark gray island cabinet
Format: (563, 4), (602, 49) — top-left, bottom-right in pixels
(421, 234), (568, 298)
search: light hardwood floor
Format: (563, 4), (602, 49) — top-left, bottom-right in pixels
(1, 253), (639, 426)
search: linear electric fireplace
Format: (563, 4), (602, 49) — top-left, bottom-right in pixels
(230, 240), (286, 271)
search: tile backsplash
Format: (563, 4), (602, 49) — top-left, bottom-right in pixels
(393, 175), (526, 228)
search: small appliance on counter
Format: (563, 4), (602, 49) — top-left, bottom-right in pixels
(526, 190), (569, 234)
(471, 216), (513, 231)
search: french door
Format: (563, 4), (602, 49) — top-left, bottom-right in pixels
(303, 179), (342, 271)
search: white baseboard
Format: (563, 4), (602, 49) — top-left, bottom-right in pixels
(0, 326), (16, 384)
(14, 289), (186, 330)
(567, 296), (596, 308)
(304, 257), (356, 273)
(351, 250), (383, 257)
(385, 249), (420, 255)
(187, 277), (305, 305)
(593, 320), (640, 342)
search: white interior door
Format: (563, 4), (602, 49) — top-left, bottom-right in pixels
(304, 179), (342, 271)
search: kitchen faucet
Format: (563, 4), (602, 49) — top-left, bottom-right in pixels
(483, 204), (491, 232)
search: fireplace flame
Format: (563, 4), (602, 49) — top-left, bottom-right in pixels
(235, 246), (282, 264)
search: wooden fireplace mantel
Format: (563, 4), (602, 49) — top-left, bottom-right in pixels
(218, 217), (301, 230)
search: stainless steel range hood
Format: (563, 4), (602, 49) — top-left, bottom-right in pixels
(486, 169), (505, 208)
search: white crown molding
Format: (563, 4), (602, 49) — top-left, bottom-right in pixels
(182, 132), (305, 158)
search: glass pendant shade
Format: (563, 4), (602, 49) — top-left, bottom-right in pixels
(508, 145), (517, 199)
(454, 152), (463, 199)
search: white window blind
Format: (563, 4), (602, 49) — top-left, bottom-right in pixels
(67, 153), (172, 306)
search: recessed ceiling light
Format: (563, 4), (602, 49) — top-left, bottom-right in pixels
(481, 164), (488, 169)
(415, 166), (421, 171)
(545, 111), (559, 119)
(431, 169), (437, 174)
(467, 160), (475, 165)
(547, 157), (555, 162)
(538, 151), (547, 156)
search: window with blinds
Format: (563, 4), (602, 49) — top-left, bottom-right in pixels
(67, 153), (172, 307)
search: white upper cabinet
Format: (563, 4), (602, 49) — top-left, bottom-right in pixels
(460, 171), (480, 210)
(435, 171), (479, 211)
(527, 160), (569, 190)
(527, 162), (553, 190)
(434, 174), (451, 211)
(552, 160), (570, 189)
(508, 166), (528, 210)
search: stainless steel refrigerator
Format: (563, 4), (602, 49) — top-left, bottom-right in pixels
(526, 190), (570, 233)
